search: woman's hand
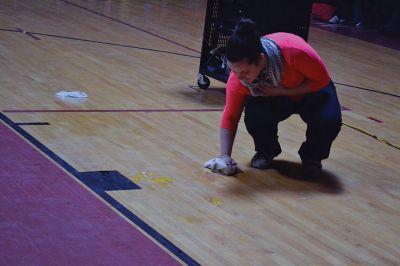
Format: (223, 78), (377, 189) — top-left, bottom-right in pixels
(260, 85), (287, 96)
(261, 82), (312, 97)
(204, 155), (238, 175)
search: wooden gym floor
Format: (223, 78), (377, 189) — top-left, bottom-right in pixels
(1, 1), (399, 265)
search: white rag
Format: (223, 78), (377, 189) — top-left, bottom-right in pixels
(204, 156), (238, 176)
(56, 91), (88, 98)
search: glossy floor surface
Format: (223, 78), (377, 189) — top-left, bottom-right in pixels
(1, 1), (399, 265)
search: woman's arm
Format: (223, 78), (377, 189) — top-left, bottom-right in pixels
(219, 72), (248, 155)
(220, 126), (237, 156)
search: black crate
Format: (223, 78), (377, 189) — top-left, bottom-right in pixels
(197, 0), (313, 89)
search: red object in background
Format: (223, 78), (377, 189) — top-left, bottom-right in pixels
(312, 3), (336, 21)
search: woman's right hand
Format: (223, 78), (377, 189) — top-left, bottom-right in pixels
(204, 155), (238, 176)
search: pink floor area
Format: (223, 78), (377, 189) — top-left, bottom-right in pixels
(0, 122), (180, 266)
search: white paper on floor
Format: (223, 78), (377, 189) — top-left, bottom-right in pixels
(55, 91), (88, 105)
(56, 91), (88, 98)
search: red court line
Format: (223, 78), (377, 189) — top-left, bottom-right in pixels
(3, 108), (224, 113)
(0, 122), (180, 265)
(367, 117), (384, 123)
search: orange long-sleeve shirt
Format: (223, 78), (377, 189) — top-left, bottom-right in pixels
(221, 32), (330, 130)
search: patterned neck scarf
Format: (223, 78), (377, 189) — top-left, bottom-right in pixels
(241, 37), (284, 96)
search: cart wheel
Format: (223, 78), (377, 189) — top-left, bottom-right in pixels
(197, 74), (210, 90)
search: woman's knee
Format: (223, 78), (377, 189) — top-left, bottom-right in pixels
(316, 113), (342, 134)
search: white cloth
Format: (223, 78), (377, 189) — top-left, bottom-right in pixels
(204, 156), (237, 175)
(56, 91), (88, 98)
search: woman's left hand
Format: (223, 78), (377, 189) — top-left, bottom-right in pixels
(260, 85), (287, 96)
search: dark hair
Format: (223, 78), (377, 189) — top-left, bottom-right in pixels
(225, 18), (262, 64)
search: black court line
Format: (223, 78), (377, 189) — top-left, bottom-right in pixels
(334, 82), (400, 98)
(0, 112), (200, 266)
(15, 122), (50, 126)
(0, 28), (21, 33)
(60, 0), (201, 54)
(30, 32), (199, 58)
(15, 28), (41, 40)
(25, 32), (41, 40)
(0, 28), (198, 58)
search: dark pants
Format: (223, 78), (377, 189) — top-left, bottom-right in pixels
(244, 81), (342, 162)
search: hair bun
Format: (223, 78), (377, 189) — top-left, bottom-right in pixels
(234, 18), (259, 37)
(226, 17), (263, 64)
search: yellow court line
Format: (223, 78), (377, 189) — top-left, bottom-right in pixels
(342, 122), (400, 150)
